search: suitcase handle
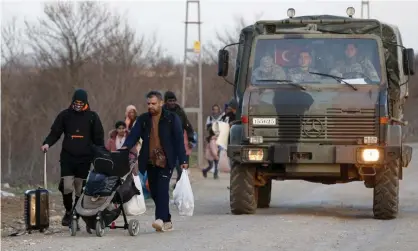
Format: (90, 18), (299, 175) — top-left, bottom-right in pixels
(43, 152), (47, 189)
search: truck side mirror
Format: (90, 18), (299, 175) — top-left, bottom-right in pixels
(217, 49), (229, 77)
(403, 48), (415, 76)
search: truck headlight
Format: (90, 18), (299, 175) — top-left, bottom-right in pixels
(249, 136), (263, 144)
(364, 136), (378, 144)
(362, 149), (380, 162)
(247, 149), (264, 161)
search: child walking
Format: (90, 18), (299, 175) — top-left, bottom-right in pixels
(202, 128), (220, 179)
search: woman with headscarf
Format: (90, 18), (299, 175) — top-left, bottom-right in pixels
(125, 105), (138, 132)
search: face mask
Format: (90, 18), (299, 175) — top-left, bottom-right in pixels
(72, 101), (84, 111)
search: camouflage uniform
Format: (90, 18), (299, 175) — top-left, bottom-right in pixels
(252, 56), (287, 81)
(329, 57), (380, 82)
(288, 67), (322, 82)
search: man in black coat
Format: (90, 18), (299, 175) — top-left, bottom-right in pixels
(163, 91), (195, 184)
(41, 89), (104, 227)
(121, 91), (187, 232)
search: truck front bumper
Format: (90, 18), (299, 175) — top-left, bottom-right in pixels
(227, 144), (401, 165)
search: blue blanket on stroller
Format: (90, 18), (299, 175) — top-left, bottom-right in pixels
(84, 171), (119, 197)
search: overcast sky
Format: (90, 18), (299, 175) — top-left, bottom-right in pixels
(2, 0), (418, 61)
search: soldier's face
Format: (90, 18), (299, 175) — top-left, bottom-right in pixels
(261, 56), (274, 72)
(299, 52), (312, 67)
(345, 44), (357, 58)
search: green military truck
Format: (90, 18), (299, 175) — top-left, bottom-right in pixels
(217, 7), (415, 220)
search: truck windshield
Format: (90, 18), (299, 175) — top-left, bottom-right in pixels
(250, 38), (382, 85)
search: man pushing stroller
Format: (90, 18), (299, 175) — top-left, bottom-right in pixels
(41, 89), (105, 227)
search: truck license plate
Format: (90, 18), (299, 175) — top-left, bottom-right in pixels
(252, 118), (276, 125)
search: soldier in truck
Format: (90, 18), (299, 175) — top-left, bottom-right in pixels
(252, 55), (287, 82)
(288, 49), (322, 83)
(330, 43), (380, 82)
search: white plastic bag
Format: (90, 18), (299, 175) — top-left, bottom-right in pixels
(172, 169), (194, 216)
(123, 174), (146, 216)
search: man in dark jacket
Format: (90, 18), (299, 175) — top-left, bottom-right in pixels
(121, 91), (187, 232)
(221, 98), (238, 125)
(41, 89), (104, 227)
(163, 91), (195, 184)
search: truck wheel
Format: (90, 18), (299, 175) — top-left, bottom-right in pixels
(256, 179), (272, 208)
(230, 163), (257, 215)
(373, 159), (400, 220)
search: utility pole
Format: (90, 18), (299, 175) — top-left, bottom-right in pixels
(182, 0), (204, 167)
(361, 0), (370, 19)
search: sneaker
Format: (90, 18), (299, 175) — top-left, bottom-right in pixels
(61, 212), (71, 226)
(152, 219), (164, 232)
(202, 170), (207, 178)
(214, 174), (219, 180)
(162, 222), (173, 232)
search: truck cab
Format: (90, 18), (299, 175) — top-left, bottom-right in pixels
(218, 7), (415, 220)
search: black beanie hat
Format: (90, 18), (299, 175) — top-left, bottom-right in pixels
(228, 98), (238, 110)
(72, 89), (88, 103)
(115, 121), (126, 129)
(164, 91), (177, 102)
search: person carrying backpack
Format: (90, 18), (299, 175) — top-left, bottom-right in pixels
(40, 89), (104, 228)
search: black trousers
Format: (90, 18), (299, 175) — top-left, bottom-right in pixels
(147, 164), (174, 222)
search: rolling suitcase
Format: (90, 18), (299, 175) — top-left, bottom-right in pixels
(24, 152), (50, 233)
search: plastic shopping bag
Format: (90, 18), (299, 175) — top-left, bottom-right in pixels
(123, 174), (146, 216)
(218, 149), (231, 173)
(172, 169), (194, 216)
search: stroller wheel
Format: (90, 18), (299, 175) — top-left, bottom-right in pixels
(95, 220), (105, 237)
(128, 219), (140, 236)
(70, 219), (77, 236)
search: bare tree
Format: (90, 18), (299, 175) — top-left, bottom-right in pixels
(1, 17), (27, 180)
(25, 2), (120, 85)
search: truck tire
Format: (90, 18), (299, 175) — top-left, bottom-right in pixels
(230, 163), (257, 215)
(373, 159), (400, 220)
(257, 179), (272, 208)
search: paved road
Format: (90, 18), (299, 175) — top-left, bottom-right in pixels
(3, 145), (418, 251)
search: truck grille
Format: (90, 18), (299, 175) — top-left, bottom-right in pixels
(250, 109), (377, 142)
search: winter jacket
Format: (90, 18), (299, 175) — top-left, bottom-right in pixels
(163, 103), (195, 143)
(43, 108), (104, 163)
(205, 136), (218, 161)
(123, 109), (187, 173)
(105, 130), (137, 159)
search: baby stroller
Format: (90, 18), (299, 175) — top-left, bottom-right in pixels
(70, 146), (140, 237)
